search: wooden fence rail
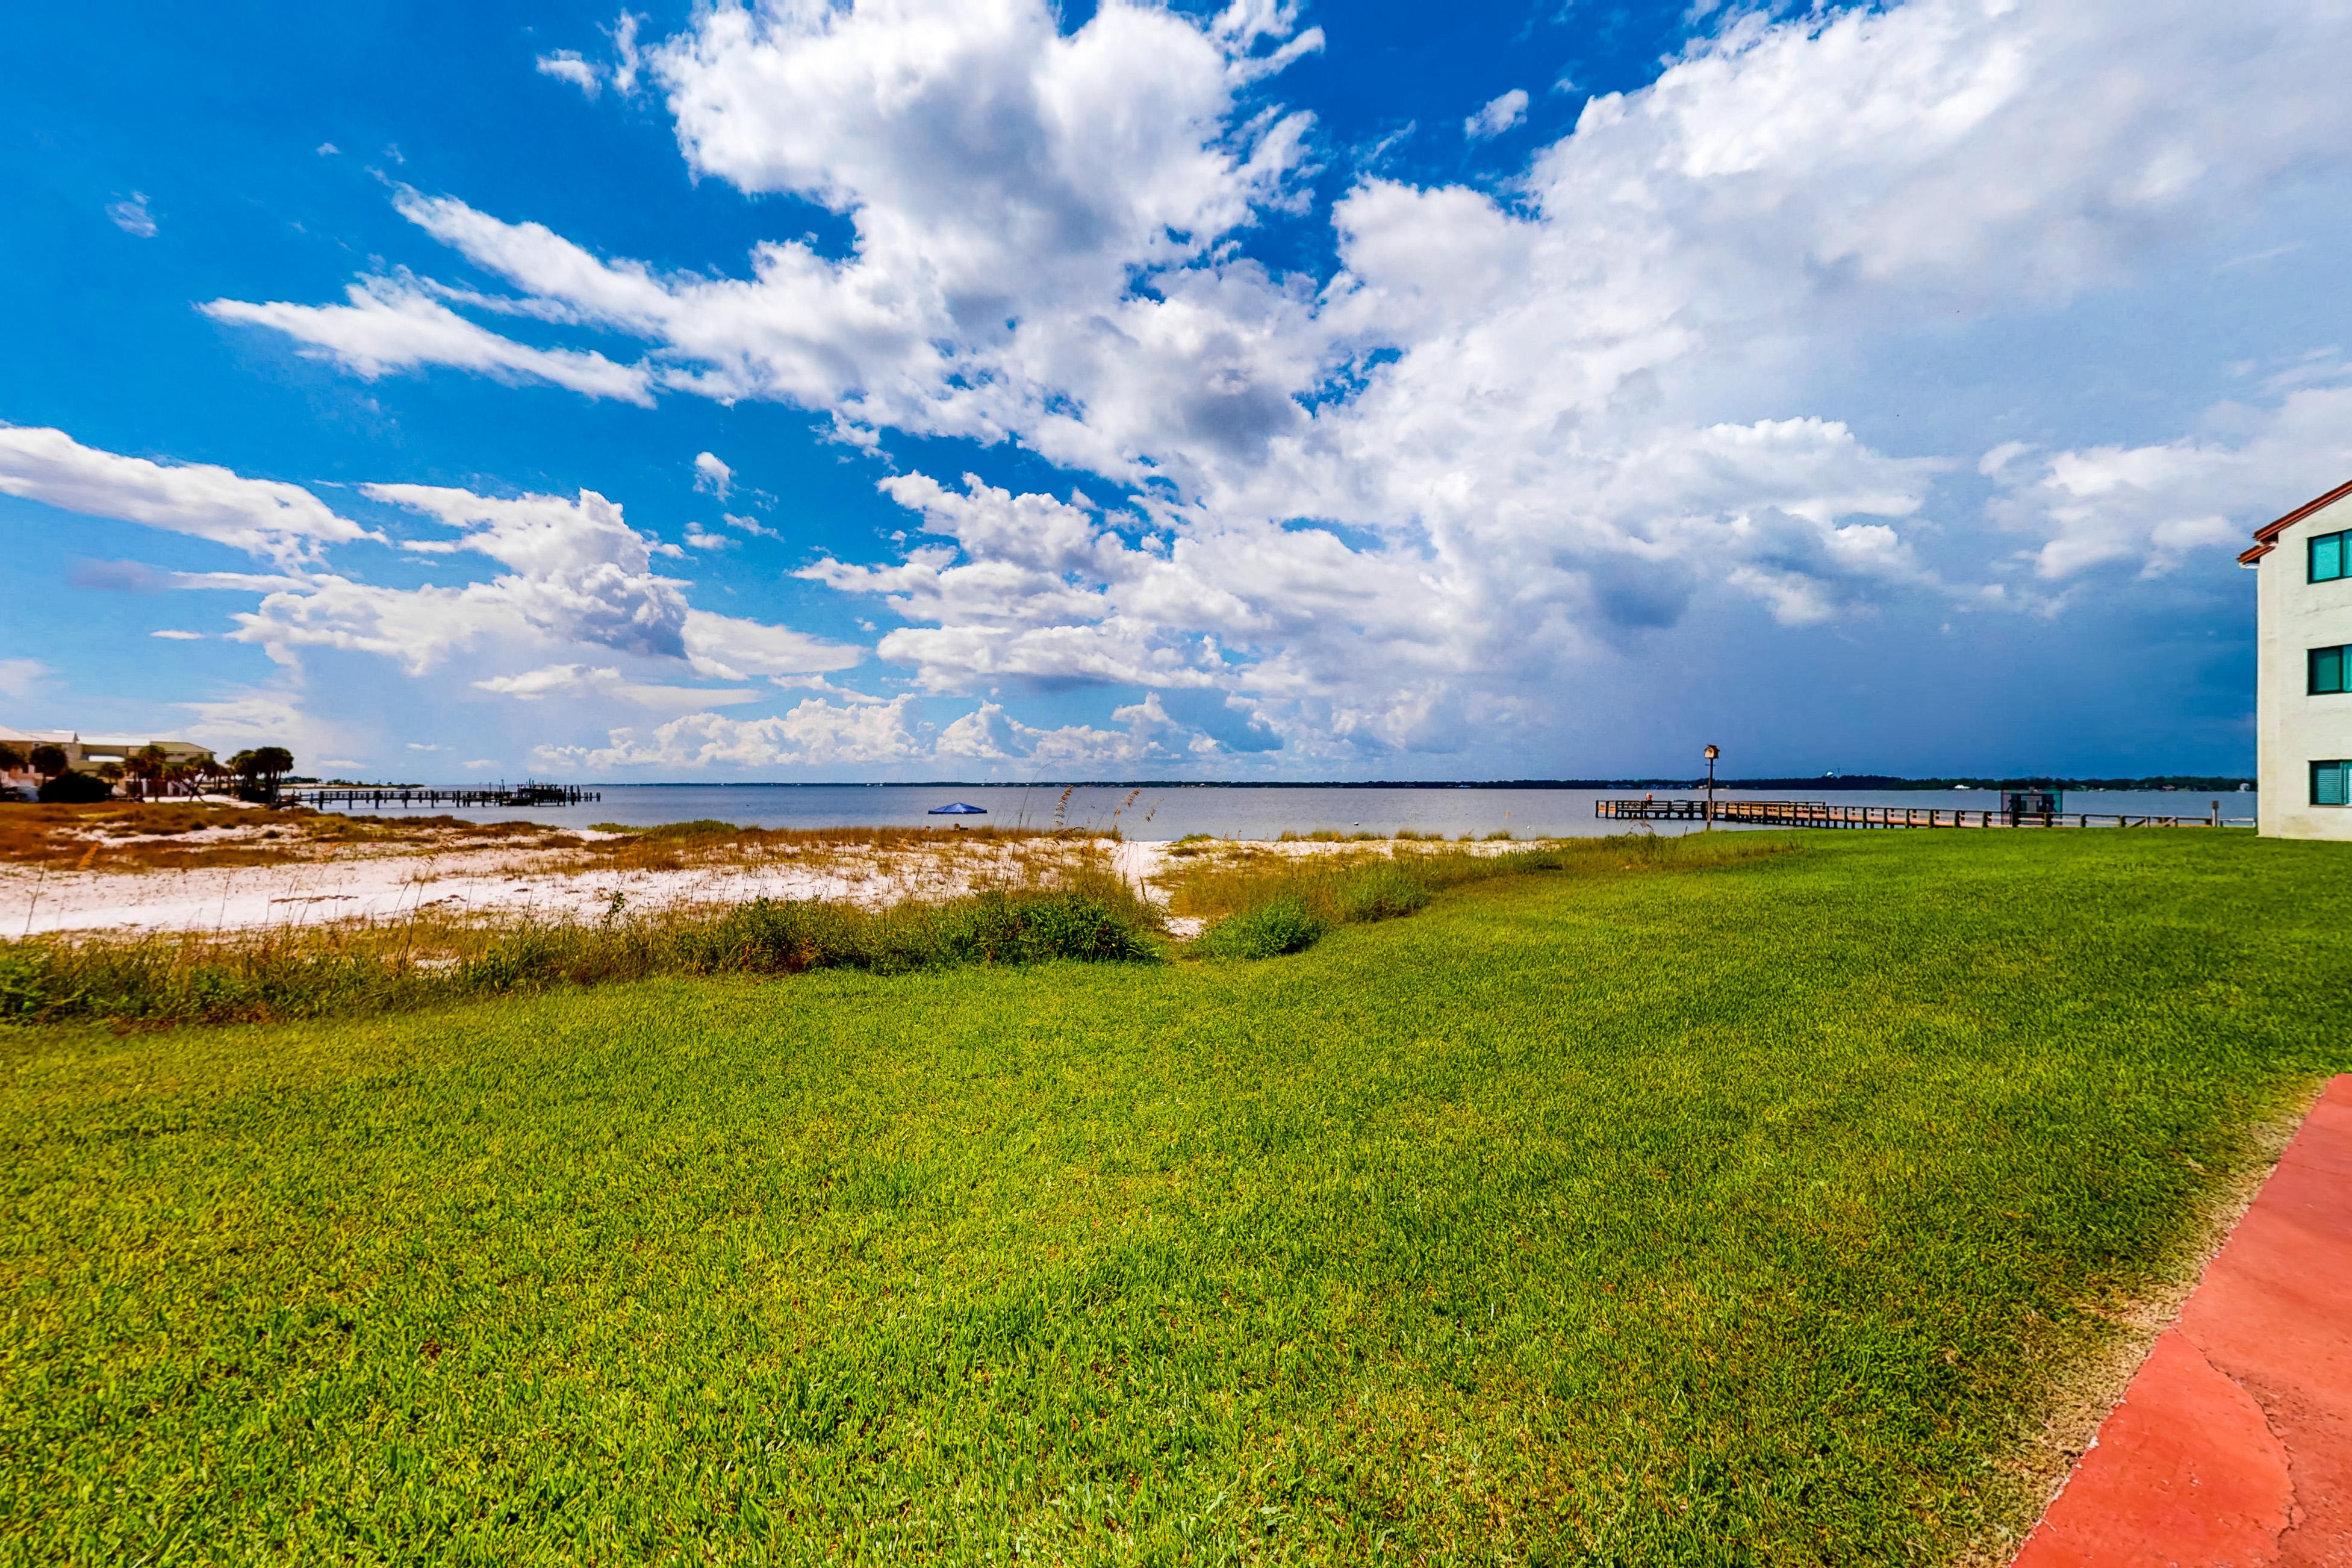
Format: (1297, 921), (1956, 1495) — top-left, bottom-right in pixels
(1595, 798), (2251, 830)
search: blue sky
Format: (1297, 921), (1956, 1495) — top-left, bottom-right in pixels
(4, 0), (2348, 780)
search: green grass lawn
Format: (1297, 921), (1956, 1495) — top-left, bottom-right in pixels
(3, 831), (2347, 1565)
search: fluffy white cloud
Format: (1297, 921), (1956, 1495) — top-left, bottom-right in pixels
(546, 695), (932, 769)
(366, 483), (694, 659)
(544, 12), (646, 99)
(2, 435), (856, 721)
(473, 662), (760, 708)
(209, 0), (1319, 447)
(1464, 89), (1526, 140)
(611, 11), (644, 94)
(166, 0), (2352, 766)
(806, 429), (1935, 748)
(215, 484), (858, 683)
(692, 450), (732, 500)
(682, 609), (862, 680)
(203, 278), (653, 403)
(549, 683), (1221, 772)
(939, 691), (1219, 766)
(0, 423), (373, 567)
(1992, 379), (2352, 581)
(535, 50), (600, 96)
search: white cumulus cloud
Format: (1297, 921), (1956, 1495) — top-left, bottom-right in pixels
(1993, 380), (2352, 581)
(472, 662), (759, 708)
(1464, 89), (1527, 140)
(0, 424), (373, 567)
(126, 0), (2352, 767)
(536, 50), (602, 96)
(691, 450), (732, 500)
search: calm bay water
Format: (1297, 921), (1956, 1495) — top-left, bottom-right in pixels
(316, 783), (2260, 839)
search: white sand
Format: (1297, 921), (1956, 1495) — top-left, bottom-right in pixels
(0, 832), (1545, 939)
(3, 837), (1183, 938)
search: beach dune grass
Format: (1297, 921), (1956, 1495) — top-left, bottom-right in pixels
(1169, 832), (1767, 956)
(0, 835), (1758, 1027)
(0, 876), (1163, 1027)
(1, 832), (2347, 1563)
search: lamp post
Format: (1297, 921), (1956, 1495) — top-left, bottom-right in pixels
(1703, 744), (1720, 829)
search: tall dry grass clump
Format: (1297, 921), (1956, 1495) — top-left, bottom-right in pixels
(1175, 832), (1787, 959)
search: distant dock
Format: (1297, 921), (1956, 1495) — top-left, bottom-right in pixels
(285, 783), (600, 810)
(1596, 798), (2249, 830)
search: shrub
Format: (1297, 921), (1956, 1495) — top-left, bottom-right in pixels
(1195, 896), (1327, 959)
(1009, 891), (1159, 963)
(37, 771), (113, 804)
(1333, 865), (1433, 922)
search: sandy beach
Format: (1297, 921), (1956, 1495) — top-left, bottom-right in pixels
(0, 827), (1154, 938)
(0, 806), (1560, 938)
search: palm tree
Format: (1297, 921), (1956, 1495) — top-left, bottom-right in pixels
(125, 744), (171, 800)
(231, 746), (295, 801)
(250, 746), (294, 791)
(28, 744), (68, 779)
(0, 741), (25, 777)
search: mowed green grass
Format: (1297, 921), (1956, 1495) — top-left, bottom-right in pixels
(3, 832), (2347, 1566)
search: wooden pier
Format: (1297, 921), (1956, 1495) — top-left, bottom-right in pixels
(285, 783), (600, 810)
(1596, 798), (2249, 830)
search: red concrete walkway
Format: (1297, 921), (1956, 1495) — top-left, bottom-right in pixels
(2011, 1075), (2352, 1567)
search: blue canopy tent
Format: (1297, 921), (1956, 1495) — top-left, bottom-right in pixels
(927, 801), (988, 815)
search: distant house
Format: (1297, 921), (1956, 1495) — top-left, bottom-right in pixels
(0, 726), (217, 794)
(0, 726), (33, 788)
(2241, 480), (2352, 840)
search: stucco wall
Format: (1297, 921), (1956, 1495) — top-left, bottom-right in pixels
(2256, 491), (2352, 839)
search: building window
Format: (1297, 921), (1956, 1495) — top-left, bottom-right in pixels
(2313, 644), (2350, 694)
(2315, 761), (2352, 807)
(2314, 529), (2350, 582)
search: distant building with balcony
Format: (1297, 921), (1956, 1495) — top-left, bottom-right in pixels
(0, 726), (217, 792)
(2242, 480), (2352, 839)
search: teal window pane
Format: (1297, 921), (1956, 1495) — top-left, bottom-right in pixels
(2317, 762), (2352, 807)
(2315, 646), (2347, 694)
(2316, 532), (2347, 582)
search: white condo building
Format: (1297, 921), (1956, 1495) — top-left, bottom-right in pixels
(2242, 479), (2352, 840)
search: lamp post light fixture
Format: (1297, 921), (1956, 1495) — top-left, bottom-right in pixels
(1703, 744), (1720, 829)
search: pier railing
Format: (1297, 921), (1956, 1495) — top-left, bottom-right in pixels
(283, 784), (600, 810)
(1595, 798), (2250, 830)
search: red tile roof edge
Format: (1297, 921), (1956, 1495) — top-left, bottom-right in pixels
(2240, 477), (2352, 564)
